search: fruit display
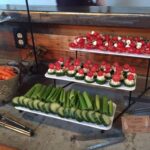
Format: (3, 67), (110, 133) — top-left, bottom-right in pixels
(69, 31), (150, 55)
(0, 66), (17, 80)
(12, 83), (116, 126)
(47, 58), (137, 88)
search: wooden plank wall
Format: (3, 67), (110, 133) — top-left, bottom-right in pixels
(0, 23), (150, 76)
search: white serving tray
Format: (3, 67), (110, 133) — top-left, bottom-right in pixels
(45, 73), (136, 91)
(70, 48), (150, 59)
(15, 103), (116, 130)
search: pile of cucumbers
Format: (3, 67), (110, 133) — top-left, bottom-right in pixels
(12, 83), (115, 126)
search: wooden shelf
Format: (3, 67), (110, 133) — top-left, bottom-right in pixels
(45, 73), (136, 91)
(15, 103), (116, 130)
(70, 48), (150, 59)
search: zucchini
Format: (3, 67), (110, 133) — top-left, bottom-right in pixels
(95, 95), (101, 112)
(101, 114), (111, 126)
(50, 103), (61, 113)
(12, 97), (20, 106)
(102, 96), (108, 115)
(57, 107), (64, 117)
(87, 111), (97, 123)
(81, 110), (89, 122)
(78, 92), (87, 110)
(82, 91), (93, 110)
(42, 86), (53, 101)
(108, 100), (114, 116)
(44, 103), (51, 113)
(70, 107), (76, 119)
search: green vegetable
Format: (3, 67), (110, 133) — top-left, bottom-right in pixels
(24, 84), (37, 98)
(82, 91), (93, 110)
(95, 95), (101, 112)
(59, 89), (64, 104)
(102, 96), (108, 115)
(42, 85), (53, 101)
(78, 92), (87, 110)
(37, 85), (47, 99)
(46, 87), (56, 101)
(108, 100), (113, 116)
(31, 84), (43, 99)
(69, 89), (77, 107)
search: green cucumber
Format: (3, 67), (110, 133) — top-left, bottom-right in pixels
(12, 97), (20, 106)
(50, 103), (61, 113)
(64, 108), (70, 118)
(82, 91), (93, 110)
(31, 84), (43, 99)
(37, 85), (47, 99)
(70, 107), (76, 119)
(108, 100), (113, 116)
(28, 101), (34, 110)
(38, 101), (45, 112)
(18, 96), (26, 106)
(69, 89), (77, 107)
(87, 111), (97, 123)
(75, 109), (83, 122)
(65, 91), (70, 108)
(95, 95), (101, 112)
(94, 112), (102, 124)
(59, 89), (64, 104)
(24, 84), (37, 98)
(33, 100), (41, 110)
(46, 87), (56, 101)
(78, 92), (87, 110)
(51, 87), (63, 102)
(101, 114), (111, 126)
(57, 107), (64, 117)
(102, 96), (108, 115)
(81, 110), (89, 122)
(62, 90), (66, 105)
(42, 86), (53, 101)
(22, 98), (31, 107)
(44, 103), (51, 113)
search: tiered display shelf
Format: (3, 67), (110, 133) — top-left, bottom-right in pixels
(45, 73), (136, 91)
(70, 48), (150, 59)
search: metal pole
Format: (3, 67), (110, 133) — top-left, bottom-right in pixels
(25, 0), (38, 71)
(145, 59), (150, 90)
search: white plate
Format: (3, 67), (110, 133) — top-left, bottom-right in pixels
(70, 48), (150, 59)
(45, 73), (136, 91)
(15, 103), (116, 130)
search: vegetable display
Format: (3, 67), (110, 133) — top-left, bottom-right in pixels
(0, 66), (17, 80)
(12, 83), (116, 126)
(47, 58), (137, 88)
(69, 31), (150, 55)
